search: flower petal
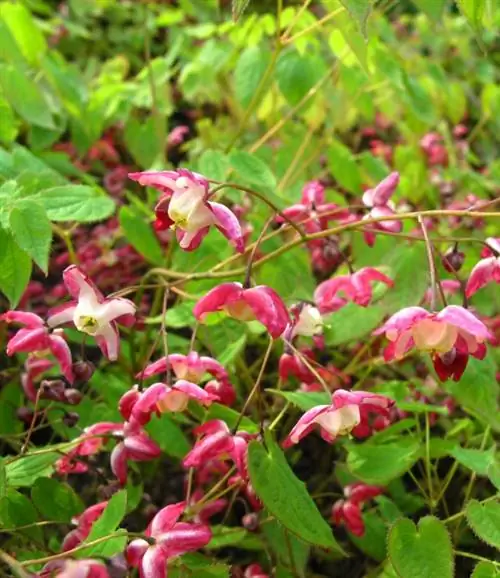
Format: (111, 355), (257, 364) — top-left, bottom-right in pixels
(243, 286), (291, 339)
(159, 523), (212, 558)
(47, 303), (77, 328)
(49, 334), (75, 383)
(193, 283), (243, 321)
(282, 405), (331, 447)
(95, 323), (120, 361)
(150, 502), (186, 536)
(436, 305), (492, 341)
(209, 201), (245, 253)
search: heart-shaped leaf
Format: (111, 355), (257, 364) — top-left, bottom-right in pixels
(466, 499), (500, 549)
(388, 516), (453, 578)
(471, 561), (499, 578)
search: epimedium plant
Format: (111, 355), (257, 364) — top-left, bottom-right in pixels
(0, 1), (499, 578)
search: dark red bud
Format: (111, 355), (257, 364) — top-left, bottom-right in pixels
(72, 361), (95, 384)
(64, 389), (83, 405)
(63, 412), (80, 427)
(17, 407), (34, 424)
(442, 246), (465, 273)
(40, 379), (66, 401)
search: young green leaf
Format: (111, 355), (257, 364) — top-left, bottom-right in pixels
(31, 478), (84, 522)
(119, 205), (164, 265)
(248, 434), (344, 552)
(339, 0), (372, 38)
(0, 2), (47, 65)
(9, 203), (52, 273)
(5, 450), (60, 488)
(466, 500), (500, 550)
(0, 226), (32, 307)
(346, 437), (421, 485)
(388, 517), (454, 578)
(471, 562), (499, 578)
(229, 150), (277, 192)
(39, 185), (116, 223)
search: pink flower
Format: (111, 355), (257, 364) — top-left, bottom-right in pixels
(244, 564), (270, 578)
(189, 488), (227, 524)
(465, 256), (500, 298)
(21, 358), (55, 402)
(129, 169), (244, 253)
(481, 237), (500, 258)
(47, 266), (136, 361)
(286, 303), (323, 343)
(314, 268), (394, 314)
(138, 352), (228, 383)
(332, 483), (384, 537)
(39, 560), (110, 578)
(193, 283), (290, 339)
(1, 311), (74, 383)
(62, 501), (108, 551)
(361, 172), (402, 246)
(283, 390), (393, 447)
(204, 379), (237, 406)
(125, 381), (218, 425)
(374, 305), (492, 381)
(126, 501), (211, 578)
(183, 420), (252, 479)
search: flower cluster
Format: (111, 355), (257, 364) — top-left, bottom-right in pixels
(332, 483), (384, 536)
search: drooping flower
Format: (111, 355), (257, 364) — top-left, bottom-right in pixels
(285, 303), (323, 345)
(47, 266), (136, 361)
(137, 351), (228, 383)
(374, 305), (493, 381)
(244, 564), (270, 578)
(465, 241), (500, 298)
(62, 501), (108, 551)
(1, 311), (74, 383)
(361, 172), (402, 246)
(126, 501), (211, 578)
(39, 559), (110, 578)
(193, 283), (290, 339)
(21, 358), (55, 402)
(283, 390), (393, 447)
(183, 420), (252, 480)
(332, 483), (384, 537)
(129, 169), (244, 252)
(126, 381), (218, 425)
(314, 268), (394, 314)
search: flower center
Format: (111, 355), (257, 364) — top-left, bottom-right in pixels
(76, 315), (100, 335)
(225, 300), (255, 322)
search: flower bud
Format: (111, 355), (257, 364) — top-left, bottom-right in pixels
(242, 513), (259, 532)
(72, 360), (95, 384)
(40, 379), (66, 401)
(442, 246), (465, 273)
(17, 407), (34, 424)
(64, 388), (84, 405)
(63, 411), (80, 427)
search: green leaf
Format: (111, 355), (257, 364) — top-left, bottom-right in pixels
(267, 390), (330, 411)
(443, 354), (499, 431)
(233, 46), (271, 109)
(207, 525), (248, 549)
(388, 517), (453, 578)
(466, 500), (500, 549)
(346, 437), (421, 485)
(5, 451), (60, 488)
(451, 446), (497, 477)
(339, 0), (372, 38)
(324, 303), (386, 345)
(0, 460), (5, 499)
(0, 227), (32, 307)
(276, 49), (326, 107)
(229, 150), (277, 191)
(218, 334), (247, 367)
(0, 489), (41, 542)
(146, 414), (190, 459)
(39, 185), (116, 223)
(119, 205), (164, 265)
(262, 518), (310, 573)
(0, 94), (18, 144)
(248, 434), (344, 552)
(205, 403), (258, 434)
(349, 511), (387, 561)
(232, 0), (251, 21)
(124, 116), (161, 169)
(412, 0), (448, 21)
(0, 64), (54, 129)
(327, 140), (362, 194)
(31, 478), (84, 522)
(0, 2), (47, 66)
(456, 0), (486, 31)
(198, 149), (229, 183)
(9, 203), (51, 273)
(471, 562), (500, 578)
(78, 490), (127, 558)
(488, 461), (500, 491)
